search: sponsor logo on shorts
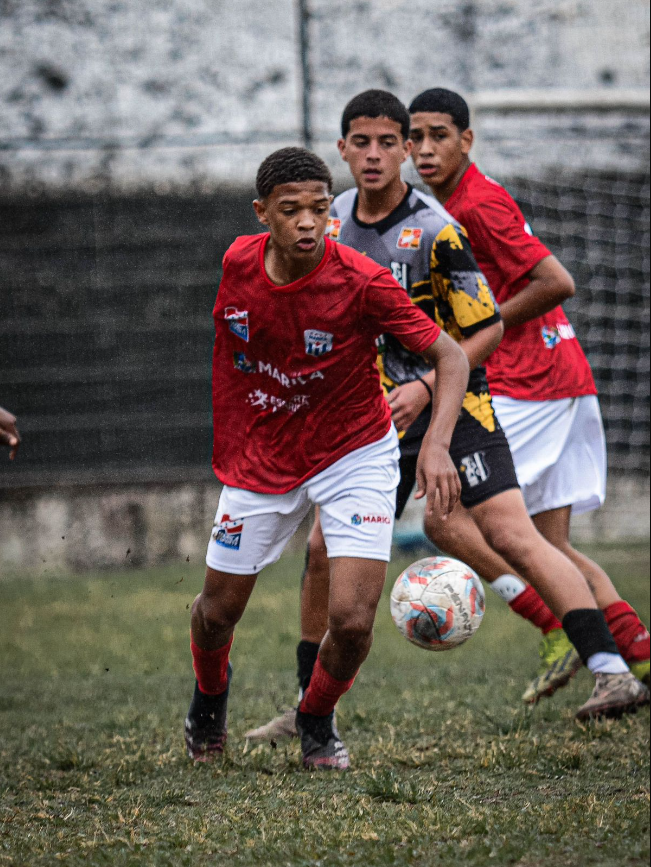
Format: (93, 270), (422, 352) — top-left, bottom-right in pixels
(459, 451), (490, 488)
(542, 323), (576, 350)
(225, 307), (250, 342)
(233, 352), (256, 373)
(351, 513), (392, 526)
(212, 514), (244, 550)
(326, 217), (341, 240)
(397, 227), (423, 250)
(304, 329), (334, 357)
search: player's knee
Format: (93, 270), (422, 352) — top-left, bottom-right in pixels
(195, 592), (242, 635)
(484, 524), (536, 564)
(328, 611), (374, 650)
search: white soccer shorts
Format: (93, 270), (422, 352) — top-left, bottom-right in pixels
(492, 394), (606, 517)
(206, 427), (400, 575)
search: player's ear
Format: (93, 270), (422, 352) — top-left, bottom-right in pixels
(402, 137), (414, 162)
(461, 128), (474, 156)
(253, 198), (269, 226)
(337, 138), (348, 162)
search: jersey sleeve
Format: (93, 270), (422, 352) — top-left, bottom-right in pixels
(430, 223), (502, 338)
(461, 194), (551, 287)
(363, 269), (441, 352)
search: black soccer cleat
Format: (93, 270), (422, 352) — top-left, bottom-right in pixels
(184, 664), (232, 762)
(295, 709), (350, 771)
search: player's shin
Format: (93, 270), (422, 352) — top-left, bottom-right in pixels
(562, 609), (627, 675)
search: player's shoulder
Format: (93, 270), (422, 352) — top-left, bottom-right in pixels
(461, 166), (521, 214)
(331, 187), (357, 220)
(329, 236), (386, 279)
(223, 234), (264, 265)
(409, 188), (464, 238)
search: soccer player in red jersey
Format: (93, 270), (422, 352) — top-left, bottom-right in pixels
(408, 87), (650, 698)
(184, 147), (470, 769)
(246, 92), (648, 744)
(0, 407), (20, 460)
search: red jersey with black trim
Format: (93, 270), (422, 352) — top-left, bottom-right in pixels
(445, 164), (597, 401)
(212, 234), (441, 493)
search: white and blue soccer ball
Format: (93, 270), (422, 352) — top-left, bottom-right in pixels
(390, 556), (485, 651)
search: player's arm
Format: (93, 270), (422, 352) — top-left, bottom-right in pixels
(0, 407), (21, 460)
(416, 332), (469, 518)
(497, 255), (575, 330)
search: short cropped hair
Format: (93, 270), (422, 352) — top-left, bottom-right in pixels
(256, 147), (333, 199)
(409, 88), (471, 131)
(341, 90), (411, 140)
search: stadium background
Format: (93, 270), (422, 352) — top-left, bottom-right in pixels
(0, 0), (649, 571)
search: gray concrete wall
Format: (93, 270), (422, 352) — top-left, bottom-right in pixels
(1, 0), (649, 191)
(0, 476), (648, 576)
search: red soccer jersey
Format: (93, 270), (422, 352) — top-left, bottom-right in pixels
(445, 164), (597, 401)
(211, 234), (441, 493)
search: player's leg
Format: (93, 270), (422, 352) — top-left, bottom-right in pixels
(497, 393), (651, 687)
(295, 427), (399, 769)
(430, 411), (580, 702)
(533, 505), (651, 686)
(186, 567), (257, 760)
(244, 513), (330, 743)
(297, 555), (387, 769)
(186, 485), (310, 760)
(470, 489), (649, 718)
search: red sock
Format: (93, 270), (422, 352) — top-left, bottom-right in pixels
(191, 636), (233, 695)
(299, 656), (357, 717)
(509, 585), (563, 635)
(604, 601), (650, 665)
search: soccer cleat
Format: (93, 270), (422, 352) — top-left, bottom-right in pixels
(184, 664), (232, 762)
(575, 671), (650, 722)
(244, 707), (299, 743)
(630, 659), (650, 688)
(522, 628), (583, 704)
(296, 709), (350, 771)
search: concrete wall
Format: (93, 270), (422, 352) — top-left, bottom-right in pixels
(0, 476), (648, 576)
(1, 0), (649, 191)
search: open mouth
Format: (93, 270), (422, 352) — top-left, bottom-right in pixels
(362, 170), (382, 182)
(417, 164), (438, 177)
(297, 238), (317, 251)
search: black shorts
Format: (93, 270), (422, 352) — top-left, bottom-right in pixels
(395, 408), (520, 518)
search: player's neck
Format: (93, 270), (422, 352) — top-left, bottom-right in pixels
(264, 238), (327, 286)
(355, 178), (408, 225)
(427, 157), (472, 205)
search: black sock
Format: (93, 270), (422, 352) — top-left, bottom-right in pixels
(562, 609), (619, 664)
(297, 640), (320, 693)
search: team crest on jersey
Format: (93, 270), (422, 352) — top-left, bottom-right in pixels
(225, 307), (249, 342)
(326, 218), (341, 240)
(212, 515), (244, 550)
(397, 227), (423, 250)
(304, 329), (334, 357)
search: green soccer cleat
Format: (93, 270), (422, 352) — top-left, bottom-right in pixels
(630, 659), (650, 688)
(522, 628), (583, 705)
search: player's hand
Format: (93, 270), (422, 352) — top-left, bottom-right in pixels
(414, 440), (461, 520)
(0, 407), (21, 460)
(386, 380), (431, 433)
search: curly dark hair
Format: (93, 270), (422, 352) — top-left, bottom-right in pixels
(409, 88), (471, 132)
(256, 147), (333, 199)
(341, 90), (410, 140)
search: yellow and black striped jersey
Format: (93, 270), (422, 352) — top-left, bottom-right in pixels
(326, 185), (501, 452)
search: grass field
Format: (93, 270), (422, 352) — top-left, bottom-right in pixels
(1, 544), (649, 867)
